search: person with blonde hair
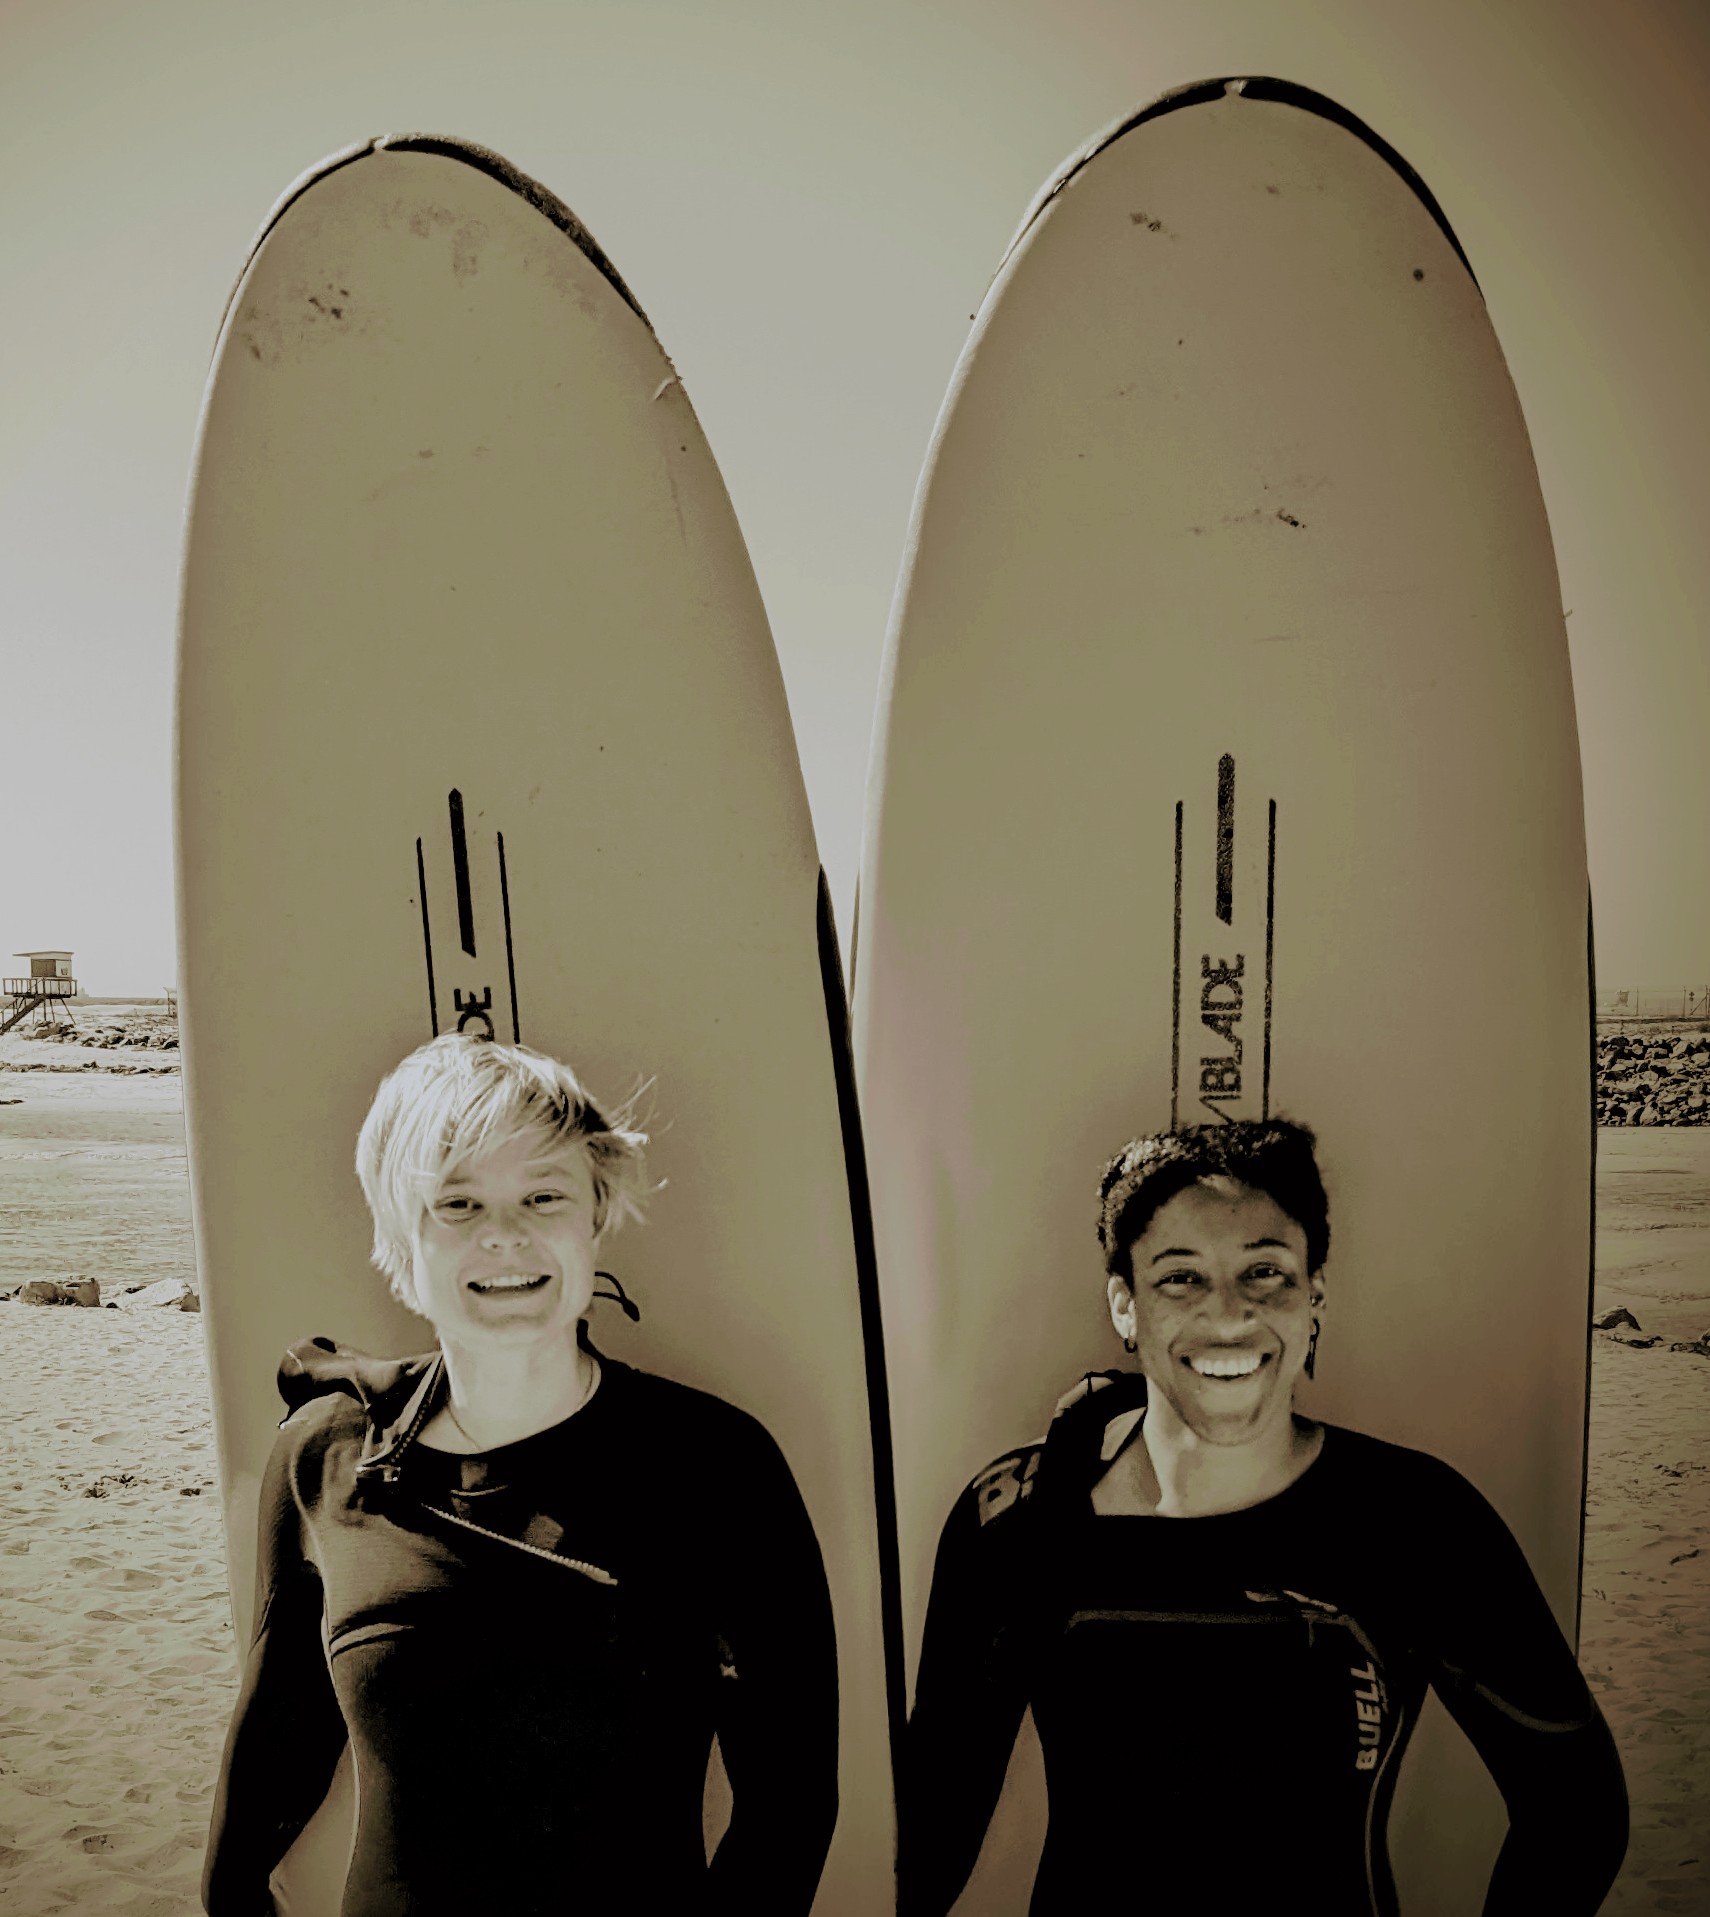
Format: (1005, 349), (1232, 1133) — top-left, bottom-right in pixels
(203, 1033), (838, 1916)
(900, 1117), (1627, 1915)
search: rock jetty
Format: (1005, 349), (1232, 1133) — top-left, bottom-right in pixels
(1596, 1030), (1710, 1126)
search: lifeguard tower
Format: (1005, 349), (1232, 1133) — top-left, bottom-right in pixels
(2, 951), (79, 1035)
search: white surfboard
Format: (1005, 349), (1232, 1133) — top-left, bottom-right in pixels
(178, 135), (898, 1915)
(854, 79), (1591, 1915)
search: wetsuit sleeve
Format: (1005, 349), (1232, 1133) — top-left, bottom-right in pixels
(897, 1476), (1033, 1917)
(705, 1418), (840, 1915)
(1416, 1462), (1627, 1914)
(202, 1422), (349, 1917)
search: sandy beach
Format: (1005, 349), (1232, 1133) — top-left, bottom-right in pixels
(0, 1035), (227, 1917)
(1582, 1128), (1710, 1917)
(2, 1021), (1708, 1914)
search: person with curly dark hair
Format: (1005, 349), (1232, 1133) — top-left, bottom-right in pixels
(899, 1118), (1627, 1916)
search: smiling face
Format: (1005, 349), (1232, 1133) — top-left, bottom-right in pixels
(1107, 1175), (1323, 1446)
(407, 1130), (603, 1349)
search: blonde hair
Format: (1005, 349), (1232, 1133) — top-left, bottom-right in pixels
(355, 1034), (650, 1305)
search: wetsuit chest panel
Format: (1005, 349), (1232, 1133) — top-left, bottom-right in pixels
(316, 1414), (726, 1912)
(1022, 1512), (1416, 1915)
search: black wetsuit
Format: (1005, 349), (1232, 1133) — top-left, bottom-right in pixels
(900, 1375), (1627, 1916)
(203, 1341), (838, 1917)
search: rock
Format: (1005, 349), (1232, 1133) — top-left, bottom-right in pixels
(1611, 1333), (1664, 1349)
(177, 1289), (201, 1313)
(62, 1278), (100, 1308)
(1594, 1308), (1642, 1332)
(124, 1279), (200, 1310)
(1668, 1340), (1710, 1356)
(19, 1280), (69, 1305)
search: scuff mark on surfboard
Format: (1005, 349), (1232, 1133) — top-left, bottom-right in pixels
(378, 133), (653, 328)
(664, 465), (686, 543)
(652, 376), (681, 403)
(234, 301), (284, 368)
(304, 290), (351, 324)
(450, 222), (484, 282)
(406, 203), (451, 239)
(1219, 506), (1308, 531)
(1128, 210), (1177, 238)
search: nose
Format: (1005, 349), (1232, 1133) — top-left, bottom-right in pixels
(1203, 1278), (1255, 1330)
(479, 1204), (532, 1249)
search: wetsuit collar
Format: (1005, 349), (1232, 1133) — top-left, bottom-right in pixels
(1035, 1368), (1151, 1506)
(279, 1334), (635, 1497)
(277, 1335), (448, 1491)
(356, 1351), (447, 1488)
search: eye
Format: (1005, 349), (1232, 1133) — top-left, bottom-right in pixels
(1243, 1262), (1294, 1291)
(1155, 1270), (1205, 1295)
(527, 1188), (569, 1209)
(433, 1194), (478, 1219)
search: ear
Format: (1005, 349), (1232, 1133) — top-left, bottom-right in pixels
(1309, 1266), (1327, 1313)
(1106, 1273), (1136, 1341)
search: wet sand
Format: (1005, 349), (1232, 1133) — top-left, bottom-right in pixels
(1, 1051), (1707, 1913)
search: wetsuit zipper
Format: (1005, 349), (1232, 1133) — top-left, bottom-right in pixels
(418, 1500), (619, 1587)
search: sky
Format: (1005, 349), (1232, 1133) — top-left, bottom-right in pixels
(1, 0), (1706, 994)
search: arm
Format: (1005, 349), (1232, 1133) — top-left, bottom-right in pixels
(202, 1423), (350, 1917)
(897, 1475), (1034, 1917)
(703, 1420), (840, 1916)
(1419, 1465), (1627, 1915)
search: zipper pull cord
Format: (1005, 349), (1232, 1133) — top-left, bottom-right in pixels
(593, 1270), (641, 1322)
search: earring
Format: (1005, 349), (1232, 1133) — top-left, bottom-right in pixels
(1122, 1335), (1137, 1354)
(1304, 1318), (1320, 1381)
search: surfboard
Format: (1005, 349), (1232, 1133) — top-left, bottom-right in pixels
(853, 78), (1591, 1916)
(177, 135), (898, 1914)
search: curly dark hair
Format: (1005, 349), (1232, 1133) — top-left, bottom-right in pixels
(1097, 1118), (1330, 1283)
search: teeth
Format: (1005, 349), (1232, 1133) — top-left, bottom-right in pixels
(470, 1273), (548, 1293)
(1188, 1352), (1265, 1378)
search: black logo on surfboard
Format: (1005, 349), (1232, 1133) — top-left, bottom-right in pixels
(1170, 754), (1275, 1128)
(416, 789), (521, 1043)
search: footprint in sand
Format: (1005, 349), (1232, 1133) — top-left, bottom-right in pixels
(68, 1556), (109, 1573)
(162, 1650), (223, 1675)
(83, 1608), (124, 1623)
(89, 1433), (123, 1447)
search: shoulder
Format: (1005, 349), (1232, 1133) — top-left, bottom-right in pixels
(961, 1441), (1046, 1530)
(606, 1362), (797, 1471)
(1317, 1424), (1519, 1551)
(268, 1390), (365, 1491)
(1321, 1423), (1485, 1495)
